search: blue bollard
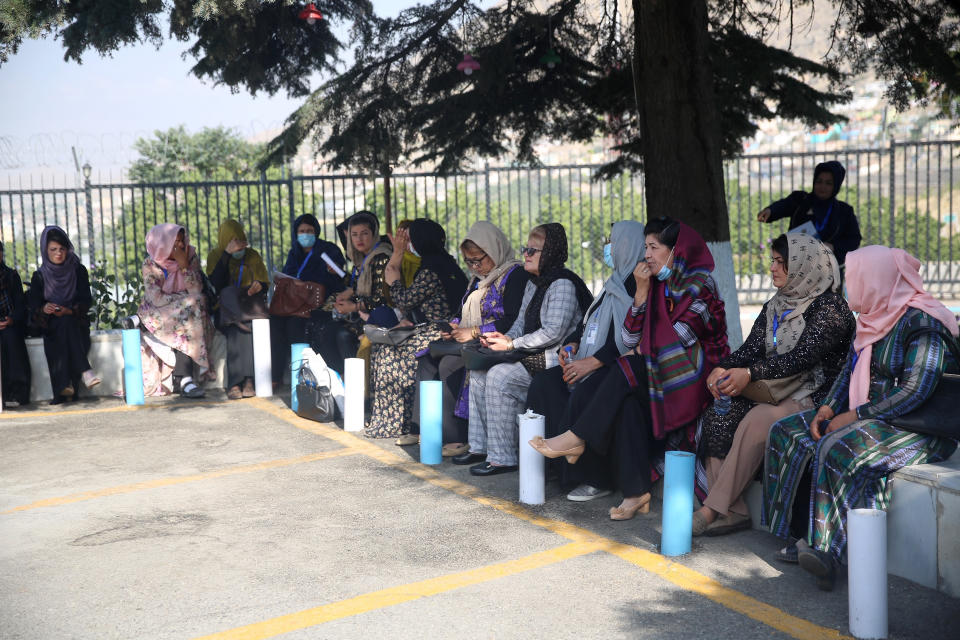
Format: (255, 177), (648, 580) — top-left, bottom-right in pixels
(419, 380), (443, 465)
(661, 450), (695, 556)
(122, 329), (144, 406)
(290, 342), (308, 412)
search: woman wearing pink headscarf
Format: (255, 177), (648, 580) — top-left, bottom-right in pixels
(762, 245), (959, 591)
(137, 223), (214, 397)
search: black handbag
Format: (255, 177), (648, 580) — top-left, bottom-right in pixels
(887, 326), (960, 439)
(295, 360), (337, 423)
(363, 323), (426, 346)
(461, 343), (542, 371)
(428, 339), (478, 359)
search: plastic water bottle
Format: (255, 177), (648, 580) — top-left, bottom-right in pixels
(564, 346), (575, 389)
(714, 376), (731, 416)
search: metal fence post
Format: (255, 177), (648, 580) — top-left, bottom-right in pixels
(83, 163), (95, 266)
(484, 162), (491, 222)
(888, 138), (896, 247)
(259, 170), (273, 276)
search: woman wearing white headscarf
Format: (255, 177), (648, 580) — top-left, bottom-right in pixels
(525, 220), (645, 500)
(413, 221), (529, 454)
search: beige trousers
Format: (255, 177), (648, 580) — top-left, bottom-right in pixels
(704, 398), (811, 517)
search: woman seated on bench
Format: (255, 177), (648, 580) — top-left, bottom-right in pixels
(1, 241), (32, 406)
(138, 223), (214, 398)
(762, 245), (959, 591)
(27, 226), (101, 404)
(692, 234), (854, 536)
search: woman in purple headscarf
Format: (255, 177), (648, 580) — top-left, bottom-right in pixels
(27, 226), (100, 405)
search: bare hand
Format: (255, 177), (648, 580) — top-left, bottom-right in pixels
(706, 367), (728, 399)
(0, 317), (12, 330)
(809, 405), (836, 441)
(358, 310), (370, 322)
(757, 208), (771, 222)
(246, 281), (263, 296)
(821, 410), (857, 439)
(632, 260), (652, 302)
(225, 238), (246, 254)
(562, 357), (600, 384)
(716, 367), (750, 397)
(42, 302), (59, 315)
(336, 288), (355, 303)
(171, 245), (189, 270)
(447, 327), (475, 343)
(335, 298), (358, 314)
(559, 343), (578, 365)
(387, 229), (408, 266)
(481, 331), (513, 351)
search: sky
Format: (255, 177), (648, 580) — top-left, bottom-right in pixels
(0, 1), (414, 179)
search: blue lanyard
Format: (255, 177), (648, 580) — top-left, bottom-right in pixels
(814, 203), (834, 234)
(160, 267), (168, 280)
(850, 348), (862, 372)
(236, 264), (245, 288)
(296, 249), (314, 279)
(350, 242), (381, 285)
(772, 310), (793, 347)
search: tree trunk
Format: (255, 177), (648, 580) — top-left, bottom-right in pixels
(383, 168), (393, 235)
(634, 0), (742, 345)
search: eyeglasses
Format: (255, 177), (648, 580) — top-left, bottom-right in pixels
(519, 246), (543, 257)
(464, 253), (489, 267)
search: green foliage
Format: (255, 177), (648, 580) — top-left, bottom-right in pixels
(128, 126), (265, 182)
(89, 263), (142, 329)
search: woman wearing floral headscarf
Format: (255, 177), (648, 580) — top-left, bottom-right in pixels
(458, 223), (593, 476)
(691, 234), (854, 537)
(27, 226), (100, 404)
(762, 245), (958, 591)
(0, 241), (31, 406)
(137, 223), (214, 398)
(530, 217), (730, 519)
(205, 219), (270, 399)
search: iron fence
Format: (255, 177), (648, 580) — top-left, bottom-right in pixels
(2, 139), (959, 304)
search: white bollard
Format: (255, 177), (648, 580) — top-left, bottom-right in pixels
(518, 409), (546, 505)
(343, 357), (365, 432)
(252, 318), (272, 397)
(848, 508), (888, 640)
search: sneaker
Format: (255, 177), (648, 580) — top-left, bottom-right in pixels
(566, 484), (613, 502)
(82, 369), (101, 389)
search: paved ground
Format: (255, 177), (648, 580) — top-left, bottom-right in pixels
(1, 395), (958, 640)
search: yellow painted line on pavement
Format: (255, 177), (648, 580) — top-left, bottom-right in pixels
(251, 397), (851, 640)
(0, 399), (227, 420)
(2, 448), (357, 514)
(192, 541), (602, 640)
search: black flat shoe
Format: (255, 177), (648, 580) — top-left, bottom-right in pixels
(452, 452), (487, 465)
(469, 462), (518, 476)
(775, 539), (799, 564)
(797, 542), (837, 591)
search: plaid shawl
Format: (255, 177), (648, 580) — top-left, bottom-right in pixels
(638, 223), (730, 439)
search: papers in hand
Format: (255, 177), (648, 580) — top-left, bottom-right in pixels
(321, 252), (346, 277)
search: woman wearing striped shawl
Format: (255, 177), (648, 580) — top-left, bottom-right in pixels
(762, 245), (959, 591)
(530, 218), (730, 520)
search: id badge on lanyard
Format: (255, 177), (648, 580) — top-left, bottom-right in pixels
(584, 320), (600, 346)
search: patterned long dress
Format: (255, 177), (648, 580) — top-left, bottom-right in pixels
(762, 308), (958, 560)
(365, 269), (452, 438)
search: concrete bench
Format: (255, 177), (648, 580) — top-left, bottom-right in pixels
(25, 330), (228, 402)
(743, 452), (960, 598)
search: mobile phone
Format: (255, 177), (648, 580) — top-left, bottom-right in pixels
(436, 322), (453, 333)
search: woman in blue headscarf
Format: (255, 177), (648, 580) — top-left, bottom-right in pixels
(525, 220), (645, 500)
(269, 213), (346, 385)
(757, 160), (862, 265)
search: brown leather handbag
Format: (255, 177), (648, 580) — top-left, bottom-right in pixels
(740, 374), (805, 405)
(268, 278), (326, 318)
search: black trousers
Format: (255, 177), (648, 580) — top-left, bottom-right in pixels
(1, 325), (31, 403)
(526, 366), (613, 491)
(270, 315), (308, 383)
(222, 325), (254, 389)
(569, 354), (660, 497)
(173, 349), (199, 379)
(312, 319), (358, 377)
(42, 315), (91, 397)
(412, 353), (468, 443)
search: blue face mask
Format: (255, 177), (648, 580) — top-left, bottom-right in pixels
(297, 233), (316, 249)
(408, 242), (420, 258)
(602, 243), (614, 268)
(655, 248), (675, 281)
(231, 248), (246, 260)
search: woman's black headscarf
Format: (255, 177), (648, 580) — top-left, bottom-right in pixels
(524, 223), (593, 333)
(407, 218), (468, 313)
(0, 241), (11, 318)
(282, 213), (346, 294)
(806, 160), (846, 221)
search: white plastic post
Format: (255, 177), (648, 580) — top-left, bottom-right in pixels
(848, 508), (888, 640)
(252, 318), (272, 397)
(518, 410), (546, 505)
(344, 358), (365, 432)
